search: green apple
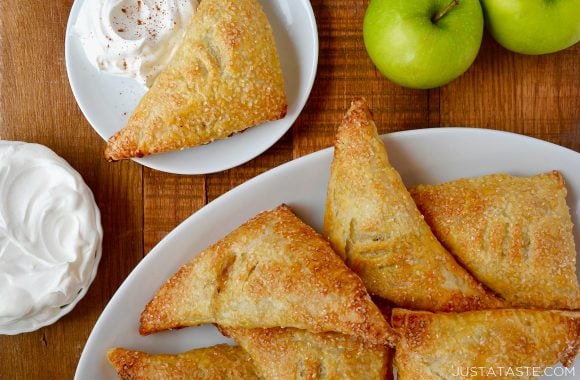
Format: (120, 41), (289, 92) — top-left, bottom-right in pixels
(363, 0), (484, 89)
(480, 0), (580, 55)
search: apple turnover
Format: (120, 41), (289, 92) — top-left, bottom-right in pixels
(107, 345), (259, 379)
(410, 171), (580, 310)
(392, 308), (580, 379)
(140, 205), (396, 346)
(221, 326), (392, 380)
(104, 0), (287, 161)
(324, 98), (503, 312)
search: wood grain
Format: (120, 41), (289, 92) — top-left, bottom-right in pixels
(143, 169), (205, 253)
(0, 0), (578, 378)
(293, 0), (433, 158)
(440, 33), (580, 152)
(0, 1), (143, 379)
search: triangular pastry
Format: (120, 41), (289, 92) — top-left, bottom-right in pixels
(105, 0), (287, 161)
(409, 171), (580, 310)
(392, 308), (580, 379)
(107, 345), (259, 379)
(323, 98), (504, 312)
(140, 205), (396, 346)
(221, 326), (392, 380)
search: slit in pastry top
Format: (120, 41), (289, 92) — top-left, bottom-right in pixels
(105, 0), (287, 161)
(410, 171), (580, 310)
(323, 98), (505, 312)
(391, 308), (580, 379)
(140, 204), (397, 346)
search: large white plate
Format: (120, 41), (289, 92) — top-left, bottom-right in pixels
(65, 0), (318, 174)
(75, 128), (580, 379)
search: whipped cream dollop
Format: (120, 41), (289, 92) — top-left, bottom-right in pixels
(0, 142), (103, 334)
(74, 0), (197, 87)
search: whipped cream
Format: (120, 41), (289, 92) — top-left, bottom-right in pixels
(0, 142), (103, 334)
(73, 0), (197, 87)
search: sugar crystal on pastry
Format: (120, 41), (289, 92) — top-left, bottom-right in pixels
(105, 0), (287, 160)
(410, 171), (580, 310)
(139, 204), (396, 346)
(323, 98), (504, 312)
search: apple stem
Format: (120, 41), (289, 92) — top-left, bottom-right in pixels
(432, 0), (460, 23)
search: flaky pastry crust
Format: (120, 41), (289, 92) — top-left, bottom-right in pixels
(221, 326), (392, 380)
(105, 0), (287, 161)
(410, 171), (580, 310)
(392, 308), (580, 380)
(140, 204), (397, 346)
(107, 345), (259, 379)
(323, 98), (503, 312)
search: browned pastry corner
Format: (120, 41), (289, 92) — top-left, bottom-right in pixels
(392, 308), (580, 380)
(105, 0), (287, 161)
(323, 98), (504, 312)
(139, 204), (397, 346)
(106, 345), (259, 379)
(221, 326), (393, 380)
(410, 171), (580, 310)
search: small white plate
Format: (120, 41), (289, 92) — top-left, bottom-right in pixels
(65, 0), (318, 174)
(75, 128), (580, 379)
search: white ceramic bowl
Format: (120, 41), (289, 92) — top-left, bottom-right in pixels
(0, 141), (103, 335)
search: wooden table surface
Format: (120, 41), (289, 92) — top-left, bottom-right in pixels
(0, 0), (578, 378)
